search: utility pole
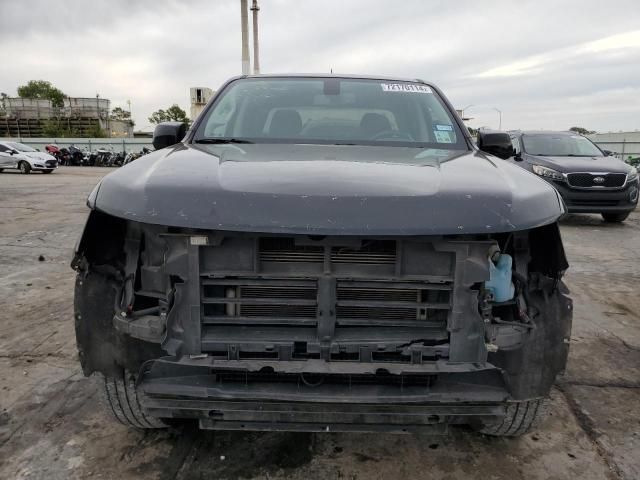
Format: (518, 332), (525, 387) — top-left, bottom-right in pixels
(127, 100), (133, 138)
(251, 0), (260, 74)
(460, 104), (474, 122)
(493, 108), (502, 130)
(240, 0), (251, 75)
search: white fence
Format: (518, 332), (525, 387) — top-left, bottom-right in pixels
(0, 137), (153, 153)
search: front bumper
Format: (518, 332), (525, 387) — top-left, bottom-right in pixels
(552, 179), (638, 213)
(31, 160), (58, 170)
(138, 356), (509, 433)
(73, 217), (571, 433)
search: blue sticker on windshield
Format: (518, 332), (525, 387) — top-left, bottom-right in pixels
(434, 131), (454, 143)
(435, 124), (453, 131)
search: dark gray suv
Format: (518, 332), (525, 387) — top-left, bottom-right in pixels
(507, 131), (638, 222)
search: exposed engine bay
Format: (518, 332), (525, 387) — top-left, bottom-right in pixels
(72, 211), (571, 432)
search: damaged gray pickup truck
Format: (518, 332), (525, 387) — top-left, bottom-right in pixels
(72, 74), (572, 436)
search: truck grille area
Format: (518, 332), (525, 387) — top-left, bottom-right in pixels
(258, 237), (397, 265)
(202, 279), (318, 324)
(212, 370), (437, 388)
(336, 282), (450, 327)
(259, 238), (324, 263)
(157, 233), (489, 365)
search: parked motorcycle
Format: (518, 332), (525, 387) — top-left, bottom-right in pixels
(88, 147), (111, 166)
(67, 145), (84, 166)
(123, 147), (152, 165)
(45, 144), (60, 159)
(123, 151), (137, 165)
(108, 150), (126, 167)
(45, 144), (71, 165)
(59, 147), (71, 165)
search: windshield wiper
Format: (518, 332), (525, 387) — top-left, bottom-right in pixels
(195, 138), (254, 144)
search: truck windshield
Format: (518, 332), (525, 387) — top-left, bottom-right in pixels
(194, 77), (467, 149)
(522, 134), (603, 157)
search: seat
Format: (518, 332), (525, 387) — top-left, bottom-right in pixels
(269, 109), (302, 137)
(360, 113), (392, 138)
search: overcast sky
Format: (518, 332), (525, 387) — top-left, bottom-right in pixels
(2, 0), (640, 132)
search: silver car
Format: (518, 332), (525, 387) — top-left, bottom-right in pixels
(0, 141), (58, 174)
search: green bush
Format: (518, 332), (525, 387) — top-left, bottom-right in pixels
(42, 119), (84, 138)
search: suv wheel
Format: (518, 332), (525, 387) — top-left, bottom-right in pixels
(101, 370), (166, 429)
(19, 161), (31, 174)
(476, 399), (546, 436)
(602, 212), (629, 223)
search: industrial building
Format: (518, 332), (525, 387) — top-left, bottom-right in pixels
(190, 87), (214, 120)
(589, 131), (640, 161)
(0, 96), (133, 138)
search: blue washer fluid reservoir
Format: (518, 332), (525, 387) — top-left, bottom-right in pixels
(485, 253), (515, 302)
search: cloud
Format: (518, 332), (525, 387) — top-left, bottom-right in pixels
(1, 0), (640, 132)
(584, 30), (640, 53)
(475, 30), (640, 79)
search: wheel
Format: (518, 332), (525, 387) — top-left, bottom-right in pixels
(477, 278), (571, 437)
(19, 161), (31, 174)
(42, 169), (54, 174)
(100, 369), (166, 429)
(602, 212), (629, 223)
(476, 399), (546, 436)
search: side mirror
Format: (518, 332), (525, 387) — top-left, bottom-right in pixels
(9, 150), (15, 155)
(153, 122), (187, 150)
(477, 131), (514, 160)
(602, 149), (612, 156)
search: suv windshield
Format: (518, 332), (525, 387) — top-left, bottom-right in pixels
(194, 77), (466, 149)
(522, 134), (603, 157)
(6, 142), (36, 152)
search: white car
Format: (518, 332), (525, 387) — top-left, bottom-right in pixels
(0, 141), (58, 174)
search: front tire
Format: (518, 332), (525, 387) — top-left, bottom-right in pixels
(19, 161), (31, 174)
(476, 399), (546, 436)
(602, 212), (629, 223)
(101, 370), (166, 429)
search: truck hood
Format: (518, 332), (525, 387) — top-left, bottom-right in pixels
(524, 154), (634, 174)
(93, 143), (564, 235)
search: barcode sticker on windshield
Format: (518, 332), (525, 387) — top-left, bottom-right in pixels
(381, 83), (432, 93)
